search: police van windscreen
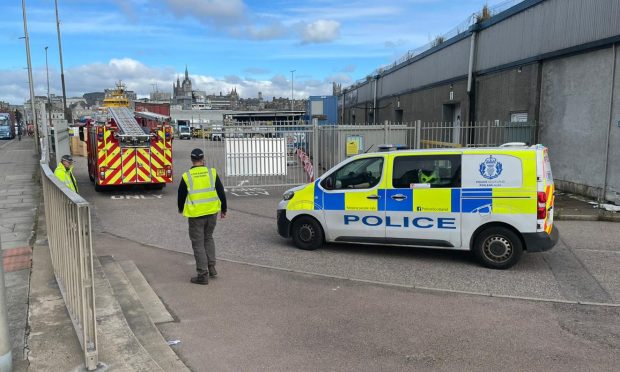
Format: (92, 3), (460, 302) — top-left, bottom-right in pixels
(322, 157), (384, 190)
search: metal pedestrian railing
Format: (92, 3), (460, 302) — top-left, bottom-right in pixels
(201, 120), (536, 189)
(39, 146), (98, 370)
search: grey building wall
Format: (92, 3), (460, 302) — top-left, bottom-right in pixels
(539, 47), (618, 203)
(475, 63), (541, 123)
(476, 0), (620, 72)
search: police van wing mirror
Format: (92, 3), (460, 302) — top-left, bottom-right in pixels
(324, 177), (334, 190)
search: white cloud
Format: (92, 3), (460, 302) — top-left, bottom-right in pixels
(299, 20), (340, 44)
(239, 22), (287, 40)
(163, 0), (246, 23)
(0, 58), (336, 104)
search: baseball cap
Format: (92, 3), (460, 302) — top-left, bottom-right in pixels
(61, 155), (74, 163)
(190, 148), (204, 160)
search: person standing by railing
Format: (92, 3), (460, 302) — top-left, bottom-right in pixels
(54, 155), (78, 193)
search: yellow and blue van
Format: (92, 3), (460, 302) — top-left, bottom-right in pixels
(277, 144), (558, 269)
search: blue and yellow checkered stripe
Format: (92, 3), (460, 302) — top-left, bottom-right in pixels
(293, 182), (536, 214)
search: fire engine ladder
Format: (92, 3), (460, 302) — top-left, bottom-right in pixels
(108, 107), (150, 140)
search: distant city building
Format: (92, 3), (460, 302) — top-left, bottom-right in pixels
(172, 66), (194, 110)
(83, 92), (105, 107)
(150, 90), (171, 102)
(332, 82), (342, 96)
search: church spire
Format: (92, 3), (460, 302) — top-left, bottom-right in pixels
(185, 65), (189, 80)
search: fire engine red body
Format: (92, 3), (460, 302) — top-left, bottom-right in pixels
(86, 107), (173, 190)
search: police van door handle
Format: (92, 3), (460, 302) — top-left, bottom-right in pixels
(367, 195), (380, 200)
(391, 194), (407, 201)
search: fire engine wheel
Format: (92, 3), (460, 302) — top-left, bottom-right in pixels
(291, 216), (323, 251)
(473, 226), (523, 270)
(94, 182), (105, 192)
(88, 171), (95, 182)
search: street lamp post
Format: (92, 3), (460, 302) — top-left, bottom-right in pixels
(290, 70), (295, 112)
(54, 0), (68, 117)
(45, 46), (53, 137)
(21, 0), (40, 154)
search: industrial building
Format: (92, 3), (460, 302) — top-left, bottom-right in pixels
(339, 0), (620, 203)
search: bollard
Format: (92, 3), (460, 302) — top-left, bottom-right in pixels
(0, 240), (13, 372)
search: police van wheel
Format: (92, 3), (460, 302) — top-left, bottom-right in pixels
(291, 217), (323, 251)
(473, 227), (523, 270)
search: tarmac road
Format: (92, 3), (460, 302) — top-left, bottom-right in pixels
(71, 138), (620, 371)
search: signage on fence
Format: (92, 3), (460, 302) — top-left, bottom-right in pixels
(345, 135), (364, 157)
(225, 138), (287, 176)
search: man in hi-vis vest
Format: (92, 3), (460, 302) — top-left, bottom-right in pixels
(178, 148), (227, 285)
(54, 154), (78, 193)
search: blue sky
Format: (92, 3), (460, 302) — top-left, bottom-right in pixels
(1, 0), (511, 104)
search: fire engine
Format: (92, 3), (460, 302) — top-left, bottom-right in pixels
(86, 107), (173, 191)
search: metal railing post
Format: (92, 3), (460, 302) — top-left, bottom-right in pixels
(0, 238), (13, 372)
(486, 120), (492, 146)
(312, 119), (319, 180)
(415, 120), (421, 149)
(383, 120), (389, 144)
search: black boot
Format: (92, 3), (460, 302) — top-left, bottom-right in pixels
(208, 265), (217, 278)
(190, 274), (208, 285)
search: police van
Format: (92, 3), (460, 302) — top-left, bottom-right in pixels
(277, 144), (558, 269)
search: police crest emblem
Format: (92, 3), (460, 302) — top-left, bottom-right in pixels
(479, 155), (503, 179)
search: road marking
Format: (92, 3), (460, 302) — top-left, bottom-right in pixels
(110, 194), (164, 200)
(228, 187), (270, 197)
(237, 180), (249, 186)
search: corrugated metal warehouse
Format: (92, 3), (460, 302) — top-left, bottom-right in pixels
(339, 0), (620, 203)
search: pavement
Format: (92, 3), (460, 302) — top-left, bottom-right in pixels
(1, 136), (619, 371)
(0, 138), (39, 371)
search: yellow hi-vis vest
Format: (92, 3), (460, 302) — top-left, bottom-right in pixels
(54, 165), (78, 192)
(182, 167), (221, 217)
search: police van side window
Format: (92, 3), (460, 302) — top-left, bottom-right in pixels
(392, 155), (461, 188)
(322, 157), (384, 190)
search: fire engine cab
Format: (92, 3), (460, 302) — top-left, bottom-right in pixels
(87, 107), (173, 191)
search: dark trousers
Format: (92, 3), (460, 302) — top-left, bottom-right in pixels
(188, 214), (217, 275)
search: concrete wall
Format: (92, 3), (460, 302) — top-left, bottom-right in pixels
(539, 47), (619, 203)
(606, 45), (620, 202)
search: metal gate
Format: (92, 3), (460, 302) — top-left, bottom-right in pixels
(202, 122), (316, 188)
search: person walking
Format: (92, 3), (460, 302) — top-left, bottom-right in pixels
(54, 155), (78, 192)
(178, 148), (227, 285)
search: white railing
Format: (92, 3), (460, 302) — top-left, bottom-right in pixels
(39, 146), (98, 370)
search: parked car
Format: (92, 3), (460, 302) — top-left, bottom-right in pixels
(211, 126), (223, 141)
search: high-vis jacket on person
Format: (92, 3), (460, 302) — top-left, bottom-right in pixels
(182, 166), (221, 217)
(54, 165), (78, 192)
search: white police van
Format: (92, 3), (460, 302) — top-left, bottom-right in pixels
(277, 144), (558, 269)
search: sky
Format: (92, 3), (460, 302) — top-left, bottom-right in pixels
(1, 0), (511, 105)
